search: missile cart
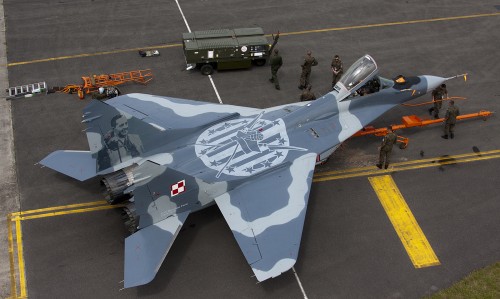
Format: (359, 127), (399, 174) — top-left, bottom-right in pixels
(182, 27), (278, 75)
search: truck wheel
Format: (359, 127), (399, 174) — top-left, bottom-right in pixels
(254, 59), (266, 66)
(200, 64), (214, 75)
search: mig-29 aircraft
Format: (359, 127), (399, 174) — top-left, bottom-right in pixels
(40, 55), (456, 288)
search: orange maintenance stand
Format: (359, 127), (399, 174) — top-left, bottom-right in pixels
(57, 69), (154, 99)
(353, 110), (493, 148)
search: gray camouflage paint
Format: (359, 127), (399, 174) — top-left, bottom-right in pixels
(40, 55), (450, 288)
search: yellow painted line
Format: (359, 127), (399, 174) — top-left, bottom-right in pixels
(7, 43), (182, 67)
(314, 149), (500, 178)
(277, 12), (500, 37)
(7, 215), (17, 298)
(11, 204), (126, 221)
(314, 152), (500, 182)
(10, 200), (109, 217)
(7, 12), (500, 67)
(15, 218), (27, 298)
(7, 203), (125, 299)
(369, 175), (440, 268)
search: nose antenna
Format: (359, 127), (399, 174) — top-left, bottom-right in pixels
(446, 73), (468, 82)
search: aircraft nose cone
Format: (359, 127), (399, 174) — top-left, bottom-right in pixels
(423, 75), (447, 93)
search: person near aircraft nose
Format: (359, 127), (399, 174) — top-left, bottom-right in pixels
(300, 85), (316, 101)
(429, 83), (448, 119)
(377, 128), (398, 169)
(442, 100), (460, 139)
(298, 50), (318, 90)
(331, 55), (343, 90)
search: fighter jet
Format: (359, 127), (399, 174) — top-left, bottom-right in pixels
(40, 55), (455, 288)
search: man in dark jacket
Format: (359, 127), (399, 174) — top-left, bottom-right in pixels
(331, 55), (343, 90)
(269, 49), (283, 90)
(298, 50), (318, 90)
(429, 83), (448, 119)
(300, 85), (316, 101)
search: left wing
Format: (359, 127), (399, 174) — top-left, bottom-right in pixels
(105, 93), (261, 131)
(214, 153), (316, 281)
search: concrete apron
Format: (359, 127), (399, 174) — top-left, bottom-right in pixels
(0, 1), (21, 298)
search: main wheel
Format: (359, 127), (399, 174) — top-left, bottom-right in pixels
(200, 64), (214, 75)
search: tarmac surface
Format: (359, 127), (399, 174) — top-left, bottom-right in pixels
(1, 0), (500, 298)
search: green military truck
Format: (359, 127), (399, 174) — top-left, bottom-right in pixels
(182, 27), (278, 75)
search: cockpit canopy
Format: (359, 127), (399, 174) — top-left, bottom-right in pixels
(332, 54), (378, 101)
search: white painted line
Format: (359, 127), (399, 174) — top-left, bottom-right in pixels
(209, 75), (223, 104)
(174, 1), (222, 104)
(292, 266), (308, 299)
(174, 0), (191, 33)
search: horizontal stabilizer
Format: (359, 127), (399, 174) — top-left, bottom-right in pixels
(124, 210), (190, 288)
(39, 150), (97, 181)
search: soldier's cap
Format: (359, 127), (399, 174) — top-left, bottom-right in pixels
(441, 83), (446, 88)
(334, 55), (340, 59)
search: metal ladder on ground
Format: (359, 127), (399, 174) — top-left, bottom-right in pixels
(6, 82), (47, 99)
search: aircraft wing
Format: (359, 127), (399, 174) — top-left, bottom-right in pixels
(105, 93), (262, 131)
(214, 152), (316, 281)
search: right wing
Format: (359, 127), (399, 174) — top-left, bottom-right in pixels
(215, 152), (317, 281)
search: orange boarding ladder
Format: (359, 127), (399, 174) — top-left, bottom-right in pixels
(352, 110), (493, 148)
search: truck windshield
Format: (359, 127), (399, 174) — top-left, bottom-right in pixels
(339, 55), (377, 91)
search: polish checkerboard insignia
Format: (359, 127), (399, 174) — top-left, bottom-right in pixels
(170, 180), (186, 197)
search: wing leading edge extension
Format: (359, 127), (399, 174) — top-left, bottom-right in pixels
(215, 152), (317, 281)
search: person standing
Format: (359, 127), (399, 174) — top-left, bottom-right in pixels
(429, 83), (448, 119)
(376, 128), (398, 169)
(331, 55), (343, 90)
(442, 100), (460, 139)
(269, 49), (283, 90)
(300, 85), (316, 101)
(298, 50), (318, 90)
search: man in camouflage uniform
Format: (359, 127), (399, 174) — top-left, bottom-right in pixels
(300, 85), (316, 101)
(376, 128), (398, 169)
(442, 100), (460, 139)
(429, 83), (448, 119)
(298, 50), (318, 90)
(331, 55), (343, 90)
(269, 49), (283, 90)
